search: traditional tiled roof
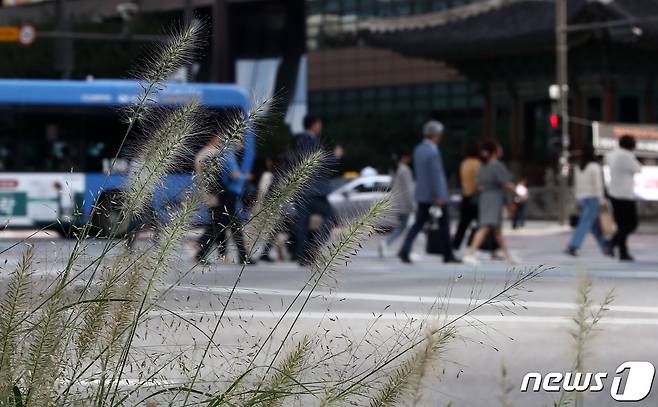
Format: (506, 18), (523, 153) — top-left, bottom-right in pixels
(360, 0), (658, 60)
(360, 0), (540, 33)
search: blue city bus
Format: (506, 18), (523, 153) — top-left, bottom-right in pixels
(0, 79), (254, 234)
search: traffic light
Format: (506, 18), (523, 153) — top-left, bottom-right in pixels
(550, 113), (561, 129)
(548, 113), (562, 155)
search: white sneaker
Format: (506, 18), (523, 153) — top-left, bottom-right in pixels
(378, 241), (387, 258)
(463, 254), (480, 266)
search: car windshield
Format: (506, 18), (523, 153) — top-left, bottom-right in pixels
(330, 177), (352, 192)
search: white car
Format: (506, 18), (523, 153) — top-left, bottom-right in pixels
(328, 175), (392, 222)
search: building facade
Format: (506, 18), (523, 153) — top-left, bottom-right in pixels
(305, 0), (485, 175)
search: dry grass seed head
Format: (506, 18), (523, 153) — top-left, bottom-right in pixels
(123, 102), (203, 217)
(309, 196), (392, 286)
(0, 247), (33, 389)
(248, 149), (328, 250)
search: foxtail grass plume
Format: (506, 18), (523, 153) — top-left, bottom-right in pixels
(196, 97), (274, 197)
(24, 297), (64, 406)
(249, 149), (327, 250)
(104, 260), (144, 359)
(310, 196), (392, 285)
(126, 20), (205, 123)
(554, 277), (613, 407)
(147, 193), (201, 275)
(368, 327), (453, 407)
(140, 20), (205, 87)
(103, 194), (201, 403)
(123, 102), (202, 217)
(570, 276), (614, 372)
(245, 336), (312, 407)
(0, 247), (33, 393)
(75, 265), (121, 360)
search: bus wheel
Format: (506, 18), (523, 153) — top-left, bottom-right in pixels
(91, 191), (130, 238)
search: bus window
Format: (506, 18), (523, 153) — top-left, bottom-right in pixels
(0, 105), (238, 174)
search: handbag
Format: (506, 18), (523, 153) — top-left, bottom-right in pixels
(425, 227), (444, 255)
(598, 203), (617, 237)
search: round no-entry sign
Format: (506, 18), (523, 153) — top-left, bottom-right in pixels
(18, 24), (36, 46)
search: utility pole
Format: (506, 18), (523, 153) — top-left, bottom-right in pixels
(212, 0), (232, 83)
(55, 0), (74, 78)
(556, 0), (569, 224)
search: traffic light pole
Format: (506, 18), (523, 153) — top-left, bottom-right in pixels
(556, 0), (569, 224)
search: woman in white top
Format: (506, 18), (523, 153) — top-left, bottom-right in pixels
(565, 146), (610, 256)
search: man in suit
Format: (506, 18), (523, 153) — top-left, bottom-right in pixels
(398, 120), (460, 264)
(293, 115), (343, 265)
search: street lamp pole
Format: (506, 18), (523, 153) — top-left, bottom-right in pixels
(556, 0), (569, 224)
(55, 0), (74, 79)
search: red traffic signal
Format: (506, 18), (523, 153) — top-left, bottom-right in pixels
(550, 114), (561, 129)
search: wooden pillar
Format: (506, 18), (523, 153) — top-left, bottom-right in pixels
(509, 87), (522, 163)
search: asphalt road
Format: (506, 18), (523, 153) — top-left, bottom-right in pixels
(1, 223), (658, 406)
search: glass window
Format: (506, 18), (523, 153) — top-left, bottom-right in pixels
(395, 0), (412, 15)
(379, 100), (394, 111)
(378, 1), (393, 16)
(396, 99), (412, 111)
(309, 103), (324, 115)
(309, 92), (324, 104)
(343, 0), (358, 13)
(395, 86), (411, 98)
(325, 0), (340, 13)
(433, 83), (448, 96)
(326, 91), (341, 103)
(359, 0), (377, 16)
(361, 101), (377, 112)
(414, 85), (430, 97)
(343, 102), (359, 113)
(361, 88), (376, 100)
(451, 82), (468, 95)
(379, 86), (393, 99)
(414, 99), (431, 110)
(353, 181), (391, 193)
(325, 104), (341, 115)
(343, 89), (358, 101)
(306, 0), (323, 14)
(452, 96), (468, 109)
(432, 97), (448, 109)
(470, 95), (485, 108)
(432, 0), (449, 11)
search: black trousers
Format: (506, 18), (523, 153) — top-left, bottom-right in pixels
(512, 202), (527, 229)
(399, 203), (455, 262)
(610, 197), (638, 258)
(197, 191), (248, 262)
(294, 196), (335, 261)
(452, 195), (478, 250)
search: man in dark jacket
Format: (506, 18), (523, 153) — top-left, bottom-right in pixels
(293, 115), (343, 265)
(398, 120), (460, 264)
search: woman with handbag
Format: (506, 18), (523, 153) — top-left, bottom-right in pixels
(462, 140), (516, 266)
(565, 146), (612, 257)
